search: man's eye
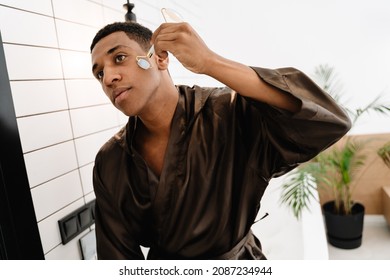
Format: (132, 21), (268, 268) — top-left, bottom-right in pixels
(96, 70), (104, 80)
(115, 55), (126, 63)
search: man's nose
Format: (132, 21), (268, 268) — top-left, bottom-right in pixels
(103, 67), (121, 86)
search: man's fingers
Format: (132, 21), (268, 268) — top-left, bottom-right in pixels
(151, 23), (179, 43)
(156, 50), (168, 60)
(153, 29), (186, 58)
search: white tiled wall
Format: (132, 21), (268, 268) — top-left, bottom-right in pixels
(31, 170), (84, 221)
(4, 45), (63, 80)
(0, 0), (205, 259)
(24, 141), (78, 187)
(17, 111), (73, 152)
(11, 80), (68, 116)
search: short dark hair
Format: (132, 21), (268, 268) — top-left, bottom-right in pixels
(90, 22), (153, 52)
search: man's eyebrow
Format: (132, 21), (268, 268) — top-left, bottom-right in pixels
(92, 45), (128, 73)
(107, 45), (125, 54)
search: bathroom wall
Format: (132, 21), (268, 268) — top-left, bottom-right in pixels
(0, 0), (205, 259)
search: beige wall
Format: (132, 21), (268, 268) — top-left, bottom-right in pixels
(319, 133), (390, 214)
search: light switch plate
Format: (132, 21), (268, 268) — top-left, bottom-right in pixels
(79, 230), (97, 260)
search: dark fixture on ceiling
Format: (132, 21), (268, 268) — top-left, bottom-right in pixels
(123, 0), (137, 22)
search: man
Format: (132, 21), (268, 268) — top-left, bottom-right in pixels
(90, 21), (351, 259)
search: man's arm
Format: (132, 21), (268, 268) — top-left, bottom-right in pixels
(204, 55), (302, 113)
(151, 22), (301, 113)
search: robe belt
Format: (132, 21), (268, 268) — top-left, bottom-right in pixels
(215, 229), (255, 259)
(148, 230), (265, 259)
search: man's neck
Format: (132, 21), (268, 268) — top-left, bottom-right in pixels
(138, 83), (179, 138)
(134, 83), (179, 178)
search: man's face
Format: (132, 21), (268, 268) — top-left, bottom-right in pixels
(91, 31), (160, 116)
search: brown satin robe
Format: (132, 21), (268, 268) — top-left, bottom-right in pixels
(93, 67), (351, 259)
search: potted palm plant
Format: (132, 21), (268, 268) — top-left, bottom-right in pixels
(377, 141), (390, 169)
(377, 142), (390, 226)
(377, 141), (390, 226)
(281, 64), (390, 249)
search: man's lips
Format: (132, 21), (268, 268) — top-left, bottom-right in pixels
(113, 87), (131, 103)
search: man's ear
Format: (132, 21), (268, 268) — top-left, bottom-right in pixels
(155, 53), (169, 70)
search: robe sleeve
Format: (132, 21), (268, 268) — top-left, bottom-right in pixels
(242, 67), (351, 179)
(93, 151), (145, 260)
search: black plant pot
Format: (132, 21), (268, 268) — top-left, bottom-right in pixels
(323, 201), (365, 249)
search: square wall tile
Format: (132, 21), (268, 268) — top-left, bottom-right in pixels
(0, 0), (53, 16)
(0, 6), (57, 47)
(84, 192), (96, 204)
(24, 141), (78, 187)
(60, 50), (93, 79)
(44, 228), (89, 260)
(52, 0), (104, 27)
(102, 0), (127, 10)
(117, 111), (129, 126)
(102, 7), (124, 24)
(65, 79), (108, 109)
(11, 80), (68, 117)
(70, 104), (119, 138)
(79, 163), (94, 195)
(4, 44), (63, 80)
(55, 19), (99, 52)
(131, 1), (161, 27)
(31, 170), (83, 221)
(38, 198), (85, 253)
(74, 128), (119, 166)
(17, 111), (73, 153)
